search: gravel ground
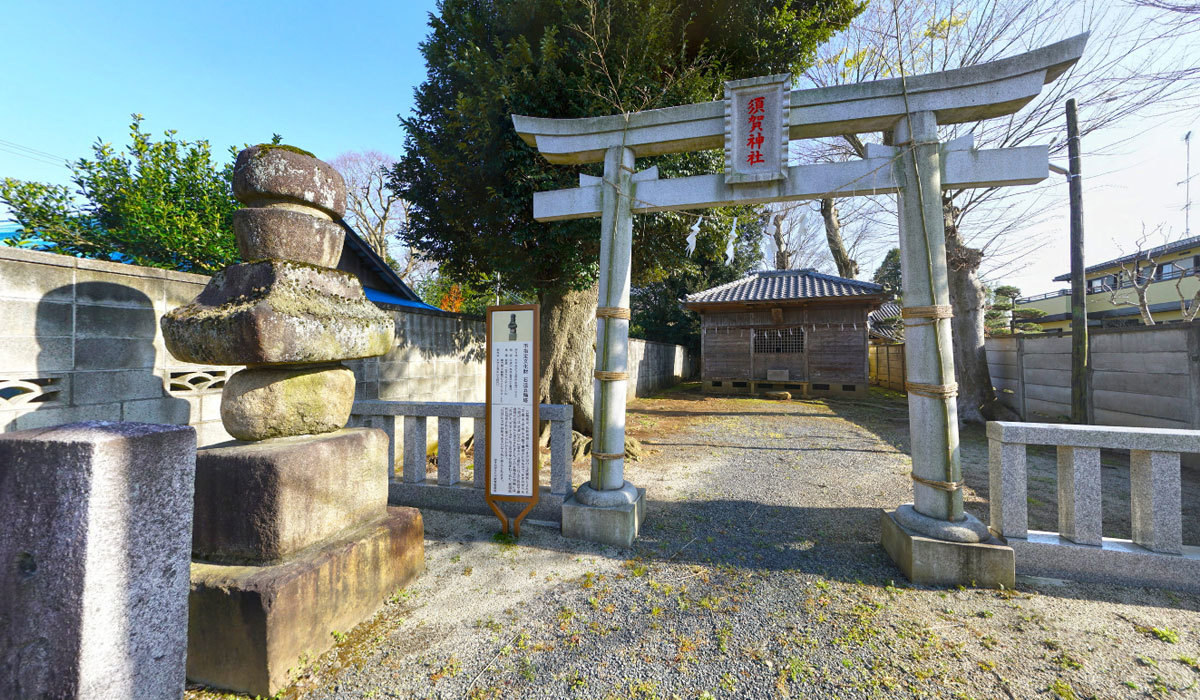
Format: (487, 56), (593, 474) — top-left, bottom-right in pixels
(190, 385), (1200, 700)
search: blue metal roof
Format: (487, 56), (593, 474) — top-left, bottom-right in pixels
(364, 287), (439, 310)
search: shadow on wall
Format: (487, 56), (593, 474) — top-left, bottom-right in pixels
(387, 307), (487, 364)
(1, 282), (189, 433)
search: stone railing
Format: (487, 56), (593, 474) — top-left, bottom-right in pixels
(351, 400), (574, 524)
(987, 421), (1200, 592)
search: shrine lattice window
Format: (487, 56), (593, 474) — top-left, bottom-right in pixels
(753, 328), (805, 354)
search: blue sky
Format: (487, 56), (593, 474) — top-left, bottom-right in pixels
(1, 0), (1198, 296)
(0, 0), (439, 184)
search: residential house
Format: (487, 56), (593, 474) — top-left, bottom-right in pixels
(1015, 234), (1200, 331)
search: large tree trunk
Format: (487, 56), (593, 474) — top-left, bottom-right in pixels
(771, 213), (792, 269)
(943, 200), (1019, 424)
(820, 198), (859, 278)
(539, 283), (598, 435)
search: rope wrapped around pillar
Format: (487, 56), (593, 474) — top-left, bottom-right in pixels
(911, 473), (963, 492)
(596, 306), (631, 320)
(901, 304), (953, 327)
(905, 380), (958, 399)
(594, 371), (629, 381)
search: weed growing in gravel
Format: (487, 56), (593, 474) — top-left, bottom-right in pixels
(429, 656), (461, 683)
(1047, 678), (1077, 699)
(518, 657), (536, 681)
(330, 630), (347, 644)
(466, 686), (501, 700)
(714, 623), (731, 653)
(387, 588), (416, 605)
(1179, 655), (1200, 670)
(1052, 652), (1084, 671)
(622, 558), (648, 577)
(1151, 627), (1181, 643)
(1137, 654), (1159, 667)
(719, 672), (737, 693)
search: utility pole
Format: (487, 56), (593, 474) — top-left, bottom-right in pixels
(1183, 131), (1192, 237)
(1067, 99), (1092, 424)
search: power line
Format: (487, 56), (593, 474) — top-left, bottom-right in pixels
(0, 138), (71, 169)
(0, 138), (68, 162)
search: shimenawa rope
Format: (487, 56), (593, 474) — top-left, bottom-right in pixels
(910, 473), (963, 492)
(905, 380), (958, 399)
(594, 370), (629, 381)
(596, 306), (631, 320)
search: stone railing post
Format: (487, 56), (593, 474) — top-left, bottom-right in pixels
(437, 416), (461, 486)
(473, 415), (487, 489)
(547, 406), (573, 497)
(1130, 449), (1182, 554)
(987, 429), (1028, 539)
(403, 416), (427, 483)
(1057, 445), (1101, 546)
(0, 422), (196, 700)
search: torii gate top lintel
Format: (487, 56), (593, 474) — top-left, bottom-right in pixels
(512, 32), (1088, 166)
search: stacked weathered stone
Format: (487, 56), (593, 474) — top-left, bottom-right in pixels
(160, 146), (422, 697)
(163, 144), (392, 441)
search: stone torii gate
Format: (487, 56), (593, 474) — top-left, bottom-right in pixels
(514, 35), (1086, 580)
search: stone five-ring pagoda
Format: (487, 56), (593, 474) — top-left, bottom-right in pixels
(514, 34), (1088, 582)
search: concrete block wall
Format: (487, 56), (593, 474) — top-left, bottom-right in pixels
(985, 323), (1200, 430)
(0, 248), (694, 445)
(627, 338), (695, 399)
(0, 247), (236, 446)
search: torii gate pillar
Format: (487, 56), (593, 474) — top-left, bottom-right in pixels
(561, 145), (647, 548)
(878, 112), (1012, 587)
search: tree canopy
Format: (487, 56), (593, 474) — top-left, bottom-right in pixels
(392, 0), (861, 308)
(1, 116), (247, 273)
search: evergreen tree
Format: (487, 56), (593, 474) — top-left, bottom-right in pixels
(394, 0), (860, 430)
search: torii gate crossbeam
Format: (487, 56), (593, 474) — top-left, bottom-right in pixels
(514, 34), (1087, 577)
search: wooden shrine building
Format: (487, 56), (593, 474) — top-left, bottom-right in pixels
(684, 269), (885, 397)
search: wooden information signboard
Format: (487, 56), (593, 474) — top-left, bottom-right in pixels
(485, 304), (540, 535)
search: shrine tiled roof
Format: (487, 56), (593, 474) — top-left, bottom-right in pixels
(684, 269), (884, 305)
(868, 302), (903, 341)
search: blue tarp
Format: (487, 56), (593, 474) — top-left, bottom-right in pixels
(364, 286), (439, 311)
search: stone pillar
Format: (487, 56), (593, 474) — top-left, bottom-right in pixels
(563, 145), (646, 547)
(1057, 445), (1101, 546)
(0, 421), (196, 700)
(160, 145), (423, 696)
(879, 112), (1011, 588)
(1130, 449), (1182, 554)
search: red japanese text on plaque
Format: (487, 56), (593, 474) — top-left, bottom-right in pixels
(724, 73), (790, 184)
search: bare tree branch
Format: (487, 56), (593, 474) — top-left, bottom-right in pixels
(330, 150), (431, 285)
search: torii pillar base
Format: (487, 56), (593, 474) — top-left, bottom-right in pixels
(881, 508), (1014, 589)
(562, 482), (646, 548)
